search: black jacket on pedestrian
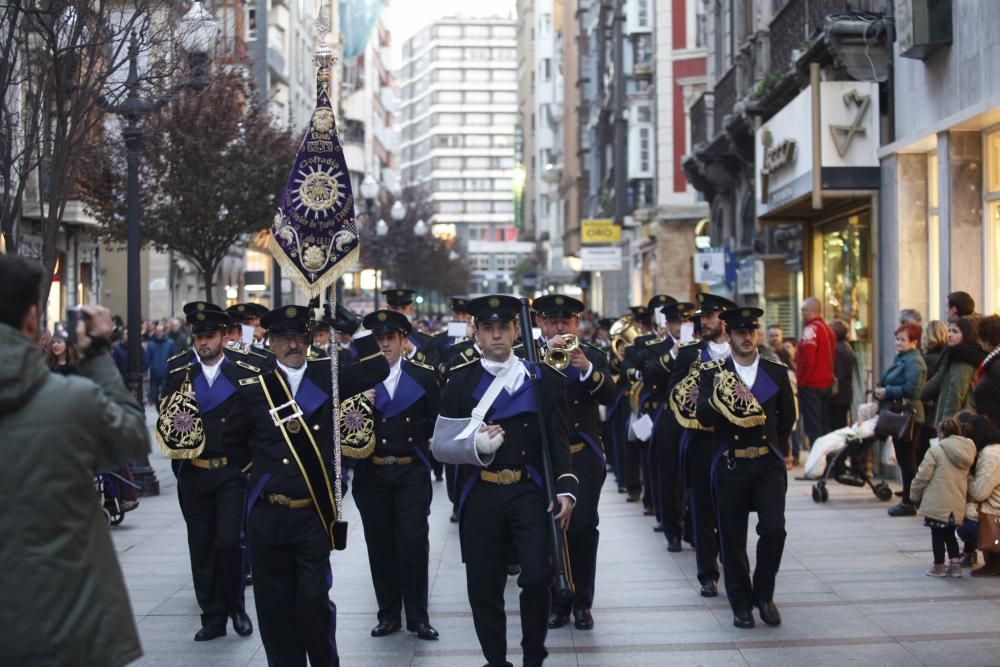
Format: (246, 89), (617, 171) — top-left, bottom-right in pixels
(831, 340), (855, 407)
(974, 347), (1000, 423)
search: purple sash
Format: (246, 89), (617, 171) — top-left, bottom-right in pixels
(294, 376), (327, 420)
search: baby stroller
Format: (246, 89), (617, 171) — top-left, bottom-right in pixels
(96, 468), (141, 525)
(811, 432), (893, 503)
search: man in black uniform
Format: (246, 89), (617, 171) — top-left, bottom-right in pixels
(619, 304), (655, 503)
(223, 306), (389, 666)
(432, 295), (577, 667)
(329, 303), (363, 363)
(667, 293), (736, 597)
(226, 303), (275, 366)
(433, 296), (473, 364)
(161, 304), (255, 642)
(535, 295), (617, 631)
(353, 309), (441, 641)
(696, 307), (795, 628)
(382, 288), (441, 368)
(642, 300), (695, 550)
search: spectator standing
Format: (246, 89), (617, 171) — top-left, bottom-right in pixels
(946, 291), (976, 322)
(909, 416), (976, 578)
(145, 323), (176, 405)
(168, 316), (191, 353)
(963, 415), (1000, 576)
(900, 308), (923, 326)
(973, 315), (1000, 423)
(46, 331), (80, 376)
(796, 297), (836, 447)
(0, 254), (150, 666)
(828, 319), (856, 430)
(921, 318), (986, 428)
(877, 323), (927, 517)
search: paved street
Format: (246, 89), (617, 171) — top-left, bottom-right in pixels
(116, 415), (1000, 666)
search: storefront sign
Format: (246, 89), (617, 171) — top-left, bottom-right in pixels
(693, 249), (726, 284)
(737, 258), (765, 296)
(580, 219), (622, 244)
(580, 246), (622, 271)
(756, 81), (880, 217)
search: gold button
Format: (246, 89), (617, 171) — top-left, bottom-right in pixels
(573, 400), (579, 405)
(220, 417), (226, 423)
(523, 422), (528, 428)
(408, 437), (413, 442)
(381, 438), (387, 444)
(313, 424), (320, 431)
(521, 450), (526, 455)
(574, 422), (579, 428)
(382, 418), (387, 423)
(734, 434), (740, 441)
(406, 417), (411, 422)
(282, 458), (289, 465)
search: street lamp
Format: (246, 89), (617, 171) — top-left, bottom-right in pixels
(98, 17), (216, 496)
(372, 218), (388, 308)
(413, 218), (428, 237)
(390, 199), (406, 222)
(360, 173), (379, 202)
(375, 218), (389, 237)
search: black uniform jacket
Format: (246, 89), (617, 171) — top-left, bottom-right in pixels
(408, 330), (442, 368)
(162, 351), (255, 463)
(564, 344), (619, 459)
(354, 359), (441, 480)
(695, 355), (797, 461)
(439, 359), (577, 500)
(222, 335), (389, 497)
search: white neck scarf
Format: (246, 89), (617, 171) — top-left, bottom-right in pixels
(383, 358), (403, 399)
(480, 353), (527, 393)
(276, 360), (307, 397)
(199, 354), (224, 387)
(708, 340), (731, 360)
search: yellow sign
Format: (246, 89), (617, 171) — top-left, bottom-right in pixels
(581, 219), (621, 244)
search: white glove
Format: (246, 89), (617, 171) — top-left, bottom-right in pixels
(475, 428), (504, 455)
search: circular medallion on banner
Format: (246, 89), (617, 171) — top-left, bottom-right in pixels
(298, 170), (340, 212)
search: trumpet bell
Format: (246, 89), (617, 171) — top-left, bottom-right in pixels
(610, 315), (638, 362)
(543, 334), (579, 371)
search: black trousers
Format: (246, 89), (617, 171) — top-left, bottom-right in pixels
(462, 480), (551, 667)
(623, 437), (642, 495)
(641, 437), (657, 512)
(248, 502), (338, 667)
(931, 525), (960, 563)
(799, 387), (831, 447)
(553, 450), (606, 614)
(713, 453), (787, 614)
(177, 464), (246, 629)
(655, 416), (685, 542)
(894, 435), (918, 504)
(827, 403), (851, 431)
(683, 430), (719, 585)
(353, 462), (432, 627)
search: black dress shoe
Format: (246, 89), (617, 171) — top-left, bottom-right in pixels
(370, 620), (401, 637)
(667, 537), (682, 553)
(699, 581), (718, 597)
(507, 563), (521, 576)
(643, 506), (655, 516)
(626, 491), (641, 502)
(244, 572), (253, 587)
(450, 511), (459, 523)
(412, 622), (439, 640)
(194, 625), (226, 642)
(548, 612), (570, 629)
(231, 611), (253, 637)
(733, 608), (755, 629)
(887, 502), (916, 517)
(573, 608), (593, 630)
(756, 600), (781, 626)
(653, 523), (665, 532)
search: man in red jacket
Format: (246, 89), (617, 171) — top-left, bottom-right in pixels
(796, 297), (836, 451)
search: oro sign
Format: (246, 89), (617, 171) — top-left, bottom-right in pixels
(580, 219), (622, 244)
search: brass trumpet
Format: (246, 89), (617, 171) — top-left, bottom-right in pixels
(543, 334), (579, 371)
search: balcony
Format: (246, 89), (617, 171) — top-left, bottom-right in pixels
(690, 92), (709, 148)
(267, 47), (287, 83)
(770, 0), (881, 72)
(713, 67), (736, 134)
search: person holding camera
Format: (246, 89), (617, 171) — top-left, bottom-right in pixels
(0, 254), (151, 666)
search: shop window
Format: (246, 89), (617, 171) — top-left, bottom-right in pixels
(927, 152), (940, 318)
(989, 201), (1000, 313)
(819, 212), (871, 343)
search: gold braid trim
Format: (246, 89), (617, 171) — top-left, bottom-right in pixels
(669, 359), (708, 430)
(709, 370), (767, 428)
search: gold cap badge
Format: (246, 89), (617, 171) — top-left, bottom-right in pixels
(555, 297), (565, 305)
(286, 307), (297, 317)
(196, 313), (205, 321)
(377, 312), (387, 321)
(196, 303), (206, 311)
(488, 297), (500, 308)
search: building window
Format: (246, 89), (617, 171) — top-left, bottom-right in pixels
(437, 201), (464, 214)
(436, 178), (464, 191)
(466, 91), (491, 104)
(493, 91), (517, 104)
(466, 69), (491, 82)
(435, 113), (462, 126)
(466, 113), (491, 126)
(493, 69), (517, 82)
(435, 25), (462, 38)
(465, 134), (491, 147)
(927, 151), (940, 319)
(465, 156), (491, 169)
(541, 58), (552, 81)
(636, 105), (652, 123)
(435, 156), (463, 169)
(637, 0), (650, 29)
(639, 127), (652, 173)
(465, 25), (490, 38)
(435, 69), (462, 82)
(246, 6), (257, 40)
(466, 47), (491, 60)
(467, 200), (493, 213)
(436, 47), (462, 60)
(493, 135), (514, 147)
(467, 225), (490, 241)
(435, 90), (462, 104)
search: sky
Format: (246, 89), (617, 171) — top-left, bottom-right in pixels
(385, 0), (517, 64)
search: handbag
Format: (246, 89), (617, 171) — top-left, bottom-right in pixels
(978, 511), (1000, 553)
(874, 399), (915, 442)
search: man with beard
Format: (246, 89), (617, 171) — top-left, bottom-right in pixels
(161, 302), (255, 641)
(696, 307), (796, 629)
(667, 293), (736, 598)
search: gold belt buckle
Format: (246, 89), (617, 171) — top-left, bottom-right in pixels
(383, 455), (398, 465)
(209, 458), (225, 469)
(270, 494), (291, 506)
(498, 469), (516, 485)
(745, 447), (759, 459)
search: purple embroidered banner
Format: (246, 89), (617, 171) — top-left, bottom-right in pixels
(269, 60), (359, 297)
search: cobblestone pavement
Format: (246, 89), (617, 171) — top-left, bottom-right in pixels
(117, 419), (1000, 666)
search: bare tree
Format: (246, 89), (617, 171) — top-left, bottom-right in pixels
(0, 0), (189, 307)
(80, 64), (296, 301)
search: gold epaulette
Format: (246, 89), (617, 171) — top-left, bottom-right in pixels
(644, 336), (666, 346)
(249, 348), (271, 360)
(408, 358), (435, 372)
(679, 340), (701, 348)
(413, 350), (427, 364)
(449, 357), (478, 373)
(236, 360), (261, 373)
(700, 358), (725, 371)
(462, 348), (478, 359)
(167, 350), (188, 363)
(239, 376), (260, 386)
(169, 362), (193, 374)
(225, 342), (248, 355)
(761, 355), (788, 369)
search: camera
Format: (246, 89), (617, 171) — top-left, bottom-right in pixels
(65, 307), (85, 345)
